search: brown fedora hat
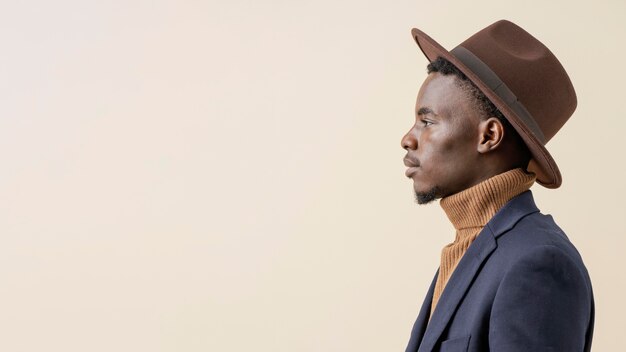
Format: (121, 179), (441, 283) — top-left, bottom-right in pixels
(411, 20), (577, 188)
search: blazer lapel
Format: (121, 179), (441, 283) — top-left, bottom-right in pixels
(416, 191), (540, 352)
(417, 226), (497, 352)
(405, 269), (439, 352)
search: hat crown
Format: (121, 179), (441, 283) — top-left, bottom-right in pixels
(456, 20), (577, 143)
(488, 21), (547, 60)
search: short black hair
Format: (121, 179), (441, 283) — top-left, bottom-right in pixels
(426, 56), (510, 129)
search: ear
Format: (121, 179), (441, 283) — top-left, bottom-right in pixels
(477, 117), (505, 154)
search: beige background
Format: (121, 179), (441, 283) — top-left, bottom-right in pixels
(0, 0), (624, 351)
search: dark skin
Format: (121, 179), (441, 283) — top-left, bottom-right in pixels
(401, 72), (530, 204)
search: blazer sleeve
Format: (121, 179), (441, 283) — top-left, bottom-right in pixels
(488, 244), (593, 352)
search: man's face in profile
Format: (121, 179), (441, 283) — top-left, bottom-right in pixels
(401, 72), (483, 204)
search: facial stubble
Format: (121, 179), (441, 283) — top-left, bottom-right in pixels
(414, 186), (443, 205)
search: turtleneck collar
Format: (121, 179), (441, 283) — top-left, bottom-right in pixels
(428, 168), (536, 317)
(439, 168), (536, 236)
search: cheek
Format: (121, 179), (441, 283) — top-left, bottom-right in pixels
(419, 129), (475, 176)
(419, 129), (456, 161)
(416, 133), (451, 179)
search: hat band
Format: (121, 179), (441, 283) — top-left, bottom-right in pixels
(450, 46), (546, 144)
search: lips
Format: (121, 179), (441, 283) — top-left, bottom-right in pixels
(403, 156), (420, 177)
(405, 167), (419, 178)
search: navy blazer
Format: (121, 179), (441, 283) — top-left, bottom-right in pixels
(405, 191), (595, 352)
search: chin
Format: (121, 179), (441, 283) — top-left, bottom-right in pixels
(413, 184), (442, 205)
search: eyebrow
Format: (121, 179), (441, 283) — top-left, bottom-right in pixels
(416, 107), (436, 116)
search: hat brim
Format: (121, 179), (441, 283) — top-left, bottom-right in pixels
(411, 27), (561, 188)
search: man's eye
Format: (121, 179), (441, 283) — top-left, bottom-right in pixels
(421, 119), (433, 126)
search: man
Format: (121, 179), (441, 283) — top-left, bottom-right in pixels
(401, 20), (594, 351)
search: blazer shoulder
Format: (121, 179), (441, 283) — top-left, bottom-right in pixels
(486, 191), (589, 276)
(488, 190), (573, 249)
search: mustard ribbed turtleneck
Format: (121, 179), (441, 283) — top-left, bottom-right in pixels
(429, 168), (536, 316)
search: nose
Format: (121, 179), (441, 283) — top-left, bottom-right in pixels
(401, 126), (417, 150)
